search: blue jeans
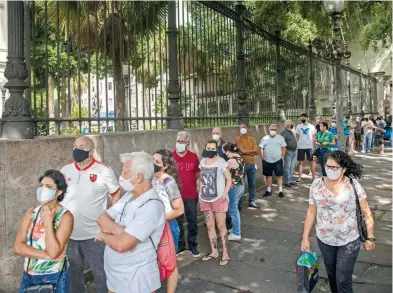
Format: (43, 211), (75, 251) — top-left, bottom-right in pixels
(19, 270), (70, 293)
(283, 150), (296, 184)
(244, 164), (256, 204)
(169, 219), (180, 251)
(317, 148), (331, 177)
(229, 185), (245, 236)
(363, 133), (373, 151)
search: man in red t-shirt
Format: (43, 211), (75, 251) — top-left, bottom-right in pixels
(172, 131), (201, 257)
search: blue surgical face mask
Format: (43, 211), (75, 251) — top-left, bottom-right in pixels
(37, 186), (57, 203)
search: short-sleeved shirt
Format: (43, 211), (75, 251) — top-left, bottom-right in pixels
(361, 120), (374, 134)
(316, 131), (335, 150)
(217, 140), (228, 161)
(259, 134), (287, 163)
(354, 121), (362, 133)
(104, 189), (166, 293)
(328, 128), (339, 149)
(61, 160), (120, 240)
(199, 157), (228, 202)
(152, 176), (181, 213)
(172, 151), (200, 200)
(280, 128), (297, 151)
(343, 121), (351, 135)
(296, 124), (316, 149)
(235, 135), (258, 165)
(309, 177), (367, 246)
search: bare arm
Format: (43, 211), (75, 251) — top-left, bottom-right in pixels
(223, 168), (232, 198)
(97, 211), (125, 235)
(166, 198), (184, 221)
(281, 146), (286, 158)
(44, 211), (74, 259)
(110, 190), (121, 206)
(98, 231), (140, 253)
(13, 208), (51, 260)
(303, 204), (317, 239)
(360, 199), (375, 239)
(260, 147), (264, 160)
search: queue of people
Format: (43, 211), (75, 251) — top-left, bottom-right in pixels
(13, 113), (381, 292)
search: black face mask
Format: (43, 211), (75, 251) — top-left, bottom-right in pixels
(290, 125), (294, 129)
(154, 163), (163, 173)
(73, 149), (90, 163)
(203, 150), (217, 158)
(301, 119), (306, 123)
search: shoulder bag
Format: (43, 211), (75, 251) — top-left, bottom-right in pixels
(24, 207), (67, 293)
(350, 178), (368, 242)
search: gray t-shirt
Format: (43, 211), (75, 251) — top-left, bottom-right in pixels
(152, 176), (181, 213)
(104, 189), (166, 293)
(199, 157), (228, 202)
(259, 134), (287, 163)
(281, 128), (297, 151)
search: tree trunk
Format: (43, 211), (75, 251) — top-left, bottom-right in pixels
(114, 54), (127, 131)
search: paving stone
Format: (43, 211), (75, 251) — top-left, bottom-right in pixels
(381, 211), (392, 222)
(158, 276), (236, 293)
(359, 264), (392, 285)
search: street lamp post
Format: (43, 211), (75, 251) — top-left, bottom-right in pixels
(324, 0), (351, 152)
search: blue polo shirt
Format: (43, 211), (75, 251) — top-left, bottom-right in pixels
(343, 121), (350, 136)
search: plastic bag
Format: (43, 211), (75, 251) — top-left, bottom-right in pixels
(296, 252), (319, 293)
(297, 251), (318, 268)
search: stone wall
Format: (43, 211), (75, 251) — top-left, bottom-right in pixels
(0, 124), (271, 292)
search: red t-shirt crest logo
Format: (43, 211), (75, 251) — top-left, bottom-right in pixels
(90, 173), (97, 182)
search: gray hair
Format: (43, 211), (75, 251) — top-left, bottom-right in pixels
(284, 120), (292, 127)
(177, 131), (190, 142)
(120, 151), (154, 181)
(269, 124), (278, 130)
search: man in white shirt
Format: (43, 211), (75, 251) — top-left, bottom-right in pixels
(96, 151), (166, 293)
(61, 136), (120, 293)
(259, 124), (287, 198)
(296, 113), (316, 183)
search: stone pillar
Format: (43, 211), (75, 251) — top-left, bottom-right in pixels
(1, 0), (33, 139)
(370, 72), (385, 115)
(383, 75), (392, 116)
(166, 0), (184, 130)
(235, 1), (248, 125)
(275, 30), (286, 122)
(307, 41), (316, 121)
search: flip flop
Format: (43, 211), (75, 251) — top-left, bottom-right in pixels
(219, 258), (230, 266)
(202, 253), (219, 261)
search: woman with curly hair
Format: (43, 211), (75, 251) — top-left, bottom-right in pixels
(301, 150), (375, 293)
(14, 169), (74, 293)
(152, 149), (184, 293)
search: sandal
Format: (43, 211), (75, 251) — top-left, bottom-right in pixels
(219, 258), (230, 266)
(202, 253), (219, 261)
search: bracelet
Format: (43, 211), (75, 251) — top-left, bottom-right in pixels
(367, 238), (376, 242)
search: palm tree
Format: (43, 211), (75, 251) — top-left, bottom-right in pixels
(46, 0), (168, 131)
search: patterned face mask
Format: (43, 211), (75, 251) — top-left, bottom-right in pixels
(36, 186), (57, 203)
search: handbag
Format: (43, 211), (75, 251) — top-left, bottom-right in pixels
(296, 251), (319, 293)
(350, 178), (368, 242)
(24, 207), (67, 293)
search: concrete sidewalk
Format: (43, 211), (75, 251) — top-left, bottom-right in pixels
(157, 150), (392, 293)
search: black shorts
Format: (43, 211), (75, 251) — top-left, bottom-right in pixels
(354, 133), (361, 140)
(263, 159), (284, 177)
(298, 149), (313, 162)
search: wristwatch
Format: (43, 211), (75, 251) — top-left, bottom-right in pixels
(367, 238), (376, 242)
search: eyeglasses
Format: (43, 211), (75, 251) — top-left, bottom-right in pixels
(325, 165), (342, 171)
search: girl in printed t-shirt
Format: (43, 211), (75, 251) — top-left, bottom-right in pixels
(152, 149), (185, 293)
(199, 140), (232, 266)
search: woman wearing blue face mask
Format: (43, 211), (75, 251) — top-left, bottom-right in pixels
(301, 151), (375, 293)
(14, 169), (74, 293)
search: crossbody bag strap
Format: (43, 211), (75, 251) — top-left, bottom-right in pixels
(26, 206), (43, 276)
(350, 178), (361, 208)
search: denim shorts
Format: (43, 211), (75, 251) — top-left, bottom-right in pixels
(19, 270), (70, 293)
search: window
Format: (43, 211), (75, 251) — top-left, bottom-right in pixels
(108, 82), (113, 91)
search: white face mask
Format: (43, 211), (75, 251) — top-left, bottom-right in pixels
(176, 143), (186, 153)
(331, 123), (337, 127)
(212, 134), (220, 141)
(119, 175), (137, 192)
(356, 118), (361, 122)
(240, 128), (248, 135)
(326, 169), (342, 181)
(269, 130), (277, 136)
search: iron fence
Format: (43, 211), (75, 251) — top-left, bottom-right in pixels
(0, 0), (378, 136)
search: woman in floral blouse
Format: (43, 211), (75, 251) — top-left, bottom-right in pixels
(301, 150), (375, 293)
(14, 169), (74, 293)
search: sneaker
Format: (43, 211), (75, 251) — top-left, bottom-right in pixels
(228, 233), (241, 241)
(290, 182), (297, 186)
(361, 150), (366, 153)
(190, 247), (200, 258)
(176, 247), (186, 254)
(228, 228), (233, 234)
(249, 201), (258, 208)
(263, 191), (272, 197)
(284, 183), (292, 188)
(296, 178), (304, 183)
(278, 191), (285, 198)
